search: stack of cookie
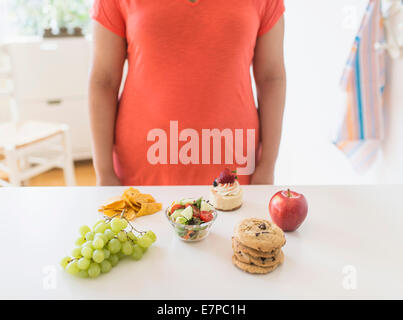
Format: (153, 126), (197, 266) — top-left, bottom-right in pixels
(232, 218), (286, 274)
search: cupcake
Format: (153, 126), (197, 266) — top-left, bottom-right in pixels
(209, 168), (243, 211)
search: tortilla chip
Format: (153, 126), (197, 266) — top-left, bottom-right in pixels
(123, 187), (140, 200)
(102, 209), (124, 218)
(124, 207), (137, 221)
(136, 202), (162, 217)
(101, 196), (126, 211)
(122, 194), (135, 210)
(132, 193), (155, 204)
(123, 189), (155, 209)
(100, 187), (161, 220)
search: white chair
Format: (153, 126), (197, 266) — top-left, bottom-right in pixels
(0, 120), (76, 186)
(0, 45), (76, 187)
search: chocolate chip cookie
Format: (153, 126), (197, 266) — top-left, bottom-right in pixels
(232, 253), (283, 274)
(232, 237), (280, 258)
(234, 248), (284, 268)
(234, 218), (286, 252)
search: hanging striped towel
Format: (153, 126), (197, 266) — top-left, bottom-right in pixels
(334, 0), (386, 173)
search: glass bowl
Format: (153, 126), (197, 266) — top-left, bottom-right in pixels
(165, 206), (218, 242)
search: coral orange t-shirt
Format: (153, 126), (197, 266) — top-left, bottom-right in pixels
(91, 0), (285, 186)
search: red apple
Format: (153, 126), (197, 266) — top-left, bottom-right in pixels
(269, 189), (308, 232)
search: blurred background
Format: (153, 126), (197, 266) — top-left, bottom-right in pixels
(0, 0), (402, 186)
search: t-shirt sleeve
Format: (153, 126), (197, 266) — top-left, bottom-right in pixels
(91, 0), (126, 38)
(258, 0), (285, 36)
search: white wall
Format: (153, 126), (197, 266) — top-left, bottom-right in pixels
(378, 55), (403, 183)
(272, 0), (403, 185)
(0, 0), (11, 122)
(0, 0), (7, 43)
(1, 0), (401, 184)
(0, 53), (12, 123)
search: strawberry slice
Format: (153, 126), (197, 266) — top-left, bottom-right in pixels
(200, 211), (213, 222)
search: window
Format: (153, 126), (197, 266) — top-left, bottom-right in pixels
(1, 0), (92, 39)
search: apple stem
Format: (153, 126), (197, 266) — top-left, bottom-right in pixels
(287, 189), (291, 198)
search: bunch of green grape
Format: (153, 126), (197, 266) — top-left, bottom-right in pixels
(60, 217), (156, 278)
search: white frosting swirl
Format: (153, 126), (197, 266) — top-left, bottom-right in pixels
(213, 180), (241, 196)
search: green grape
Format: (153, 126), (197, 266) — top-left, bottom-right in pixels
(120, 219), (128, 230)
(109, 254), (119, 267)
(78, 270), (89, 278)
(83, 241), (94, 249)
(117, 231), (127, 242)
(88, 263), (101, 278)
(137, 235), (153, 250)
(131, 245), (143, 260)
(104, 229), (115, 240)
(93, 219), (105, 229)
(140, 246), (148, 254)
(127, 231), (137, 242)
(103, 248), (111, 259)
(81, 246), (93, 259)
(92, 237), (104, 249)
(121, 241), (133, 255)
(79, 225), (91, 237)
(85, 231), (95, 241)
(105, 222), (112, 229)
(117, 252), (126, 260)
(75, 236), (86, 246)
(72, 247), (82, 258)
(77, 257), (91, 270)
(107, 238), (121, 254)
(111, 218), (123, 233)
(92, 249), (105, 263)
(95, 233), (108, 243)
(100, 260), (112, 273)
(60, 256), (71, 269)
(94, 222), (108, 234)
(66, 261), (80, 275)
(145, 231), (157, 243)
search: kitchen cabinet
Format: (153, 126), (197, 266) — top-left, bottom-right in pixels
(2, 37), (92, 160)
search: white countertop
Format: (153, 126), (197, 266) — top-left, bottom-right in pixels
(1, 185), (402, 300)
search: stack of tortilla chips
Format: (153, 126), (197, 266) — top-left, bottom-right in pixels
(99, 187), (162, 221)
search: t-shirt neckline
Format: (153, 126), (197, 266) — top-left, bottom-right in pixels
(184, 0), (201, 7)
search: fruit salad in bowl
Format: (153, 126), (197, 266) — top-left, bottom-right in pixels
(166, 198), (217, 242)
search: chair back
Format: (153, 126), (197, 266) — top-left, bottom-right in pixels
(0, 44), (19, 124)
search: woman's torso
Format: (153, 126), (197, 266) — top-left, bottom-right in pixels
(109, 0), (278, 185)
